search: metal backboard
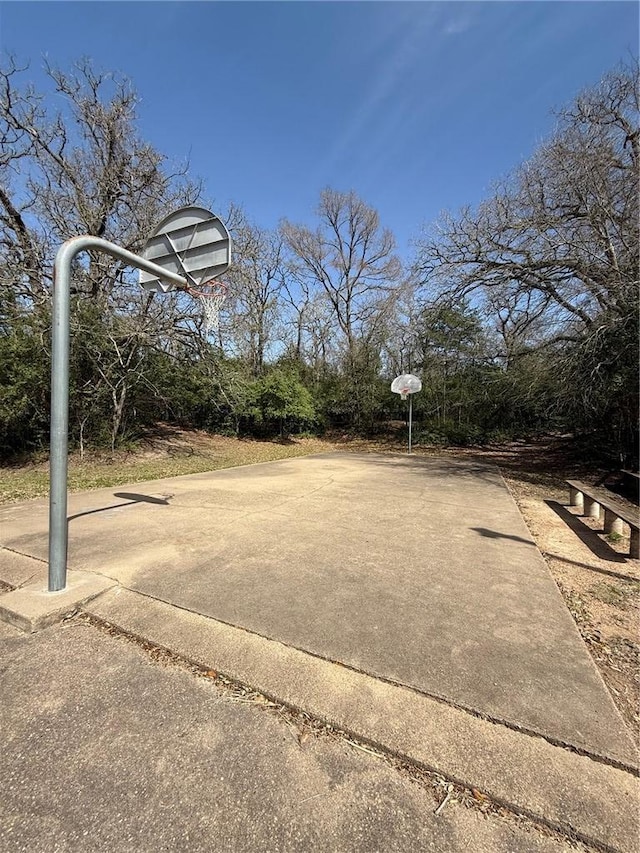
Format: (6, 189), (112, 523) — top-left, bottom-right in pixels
(139, 206), (231, 292)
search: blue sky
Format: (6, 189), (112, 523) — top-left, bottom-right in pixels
(1, 1), (637, 259)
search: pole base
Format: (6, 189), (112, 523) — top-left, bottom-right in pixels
(0, 572), (116, 633)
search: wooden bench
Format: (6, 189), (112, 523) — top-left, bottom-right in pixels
(621, 469), (640, 503)
(566, 480), (639, 559)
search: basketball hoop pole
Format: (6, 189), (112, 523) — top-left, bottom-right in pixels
(49, 236), (187, 592)
(408, 394), (413, 455)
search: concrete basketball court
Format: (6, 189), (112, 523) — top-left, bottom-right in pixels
(0, 450), (635, 771)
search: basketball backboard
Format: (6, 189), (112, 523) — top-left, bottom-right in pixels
(139, 206), (231, 293)
(391, 374), (422, 396)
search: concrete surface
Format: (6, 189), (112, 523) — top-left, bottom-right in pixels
(1, 452), (639, 852)
(0, 570), (115, 632)
(0, 549), (45, 588)
(0, 620), (601, 853)
(87, 586), (640, 853)
(1, 452), (635, 768)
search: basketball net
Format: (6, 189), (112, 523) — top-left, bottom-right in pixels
(400, 390), (409, 400)
(186, 280), (228, 336)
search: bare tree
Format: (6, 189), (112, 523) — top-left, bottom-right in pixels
(279, 261), (336, 378)
(281, 189), (403, 427)
(281, 189), (402, 364)
(380, 286), (418, 377)
(0, 56), (206, 448)
(414, 60), (639, 459)
(1, 57), (202, 301)
(226, 217), (284, 374)
(415, 62), (638, 337)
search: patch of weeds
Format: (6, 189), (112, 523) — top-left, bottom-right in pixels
(590, 581), (640, 610)
(604, 531), (624, 543)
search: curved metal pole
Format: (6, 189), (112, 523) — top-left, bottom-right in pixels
(48, 236), (187, 591)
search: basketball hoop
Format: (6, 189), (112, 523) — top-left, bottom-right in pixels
(391, 373), (423, 454)
(185, 280), (228, 336)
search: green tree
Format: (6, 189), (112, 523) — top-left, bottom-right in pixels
(247, 367), (316, 438)
(0, 314), (50, 454)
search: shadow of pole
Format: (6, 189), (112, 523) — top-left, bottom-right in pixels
(67, 493), (171, 523)
(470, 527), (536, 546)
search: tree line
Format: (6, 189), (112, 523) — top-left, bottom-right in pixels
(1, 57), (637, 466)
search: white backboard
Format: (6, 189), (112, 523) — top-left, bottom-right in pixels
(391, 374), (422, 395)
(139, 206), (231, 292)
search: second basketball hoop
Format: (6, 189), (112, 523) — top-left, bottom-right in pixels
(391, 373), (422, 454)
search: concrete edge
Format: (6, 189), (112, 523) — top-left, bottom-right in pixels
(0, 547), (48, 589)
(0, 571), (116, 633)
(496, 473), (640, 756)
(85, 587), (640, 853)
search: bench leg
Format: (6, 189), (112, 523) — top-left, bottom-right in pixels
(630, 528), (639, 560)
(584, 496), (601, 519)
(569, 486), (583, 509)
(603, 509), (624, 535)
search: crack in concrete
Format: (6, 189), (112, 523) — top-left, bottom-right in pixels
(76, 611), (606, 853)
(88, 582), (640, 778)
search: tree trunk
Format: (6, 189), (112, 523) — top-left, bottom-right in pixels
(111, 385), (127, 452)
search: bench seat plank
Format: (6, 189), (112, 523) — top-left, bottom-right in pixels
(566, 480), (639, 528)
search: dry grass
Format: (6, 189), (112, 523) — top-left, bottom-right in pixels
(0, 430), (341, 504)
(0, 426), (427, 505)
